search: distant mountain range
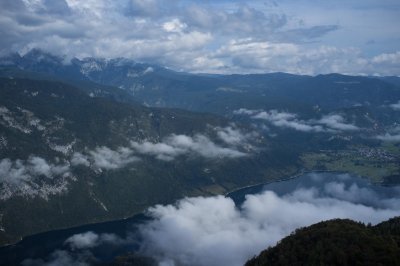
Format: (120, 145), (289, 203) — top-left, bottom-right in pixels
(0, 49), (399, 247)
(2, 49), (400, 114)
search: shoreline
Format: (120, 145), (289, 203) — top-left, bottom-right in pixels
(224, 169), (344, 197)
(0, 169), (379, 249)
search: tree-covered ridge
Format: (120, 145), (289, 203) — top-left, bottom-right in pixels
(0, 77), (278, 246)
(246, 217), (400, 266)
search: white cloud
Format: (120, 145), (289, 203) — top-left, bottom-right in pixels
(253, 110), (324, 132)
(138, 179), (400, 266)
(70, 152), (90, 167)
(372, 51), (400, 65)
(0, 158), (30, 185)
(376, 126), (400, 142)
(318, 114), (359, 131)
(0, 156), (70, 185)
(65, 231), (100, 250)
(376, 133), (400, 142)
(22, 250), (91, 266)
(163, 19), (187, 33)
(1, 1), (398, 75)
(65, 231), (122, 250)
(0, 156), (72, 200)
(89, 146), (138, 170)
(233, 108), (260, 116)
(131, 133), (247, 161)
(71, 128), (249, 169)
(389, 100), (400, 110)
(216, 126), (257, 146)
(235, 109), (358, 133)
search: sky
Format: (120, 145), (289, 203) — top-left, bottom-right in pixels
(0, 0), (399, 75)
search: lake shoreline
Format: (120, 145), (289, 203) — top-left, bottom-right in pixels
(0, 169), (374, 250)
(1, 170), (398, 266)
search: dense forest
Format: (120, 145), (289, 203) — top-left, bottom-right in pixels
(246, 217), (400, 266)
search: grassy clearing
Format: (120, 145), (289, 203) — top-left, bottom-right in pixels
(301, 145), (400, 183)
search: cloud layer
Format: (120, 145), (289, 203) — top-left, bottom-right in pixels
(1, 127), (253, 199)
(376, 126), (400, 142)
(234, 109), (358, 133)
(0, 0), (399, 75)
(0, 156), (72, 200)
(72, 128), (251, 169)
(21, 173), (400, 266)
(138, 176), (400, 266)
(65, 231), (123, 250)
(389, 100), (400, 110)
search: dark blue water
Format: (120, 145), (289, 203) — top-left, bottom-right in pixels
(0, 172), (398, 265)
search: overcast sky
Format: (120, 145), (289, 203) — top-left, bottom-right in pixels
(1, 0), (399, 75)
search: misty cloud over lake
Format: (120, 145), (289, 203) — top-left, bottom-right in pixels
(22, 173), (400, 266)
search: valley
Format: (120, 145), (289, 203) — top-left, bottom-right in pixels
(0, 51), (399, 265)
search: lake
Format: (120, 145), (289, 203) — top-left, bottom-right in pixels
(0, 172), (399, 265)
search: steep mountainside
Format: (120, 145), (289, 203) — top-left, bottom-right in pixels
(0, 50), (399, 247)
(0, 77), (283, 246)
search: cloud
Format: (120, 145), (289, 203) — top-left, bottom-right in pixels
(0, 156), (70, 185)
(89, 146), (138, 170)
(71, 147), (138, 170)
(376, 126), (400, 142)
(317, 114), (359, 131)
(23, 231), (126, 266)
(0, 1), (398, 75)
(0, 156), (72, 200)
(71, 128), (249, 170)
(389, 100), (400, 110)
(138, 178), (400, 266)
(236, 109), (358, 133)
(22, 250), (91, 266)
(233, 108), (260, 116)
(252, 110), (325, 132)
(64, 231), (100, 250)
(65, 231), (123, 250)
(216, 126), (257, 146)
(70, 152), (90, 167)
(131, 133), (247, 161)
(377, 134), (400, 142)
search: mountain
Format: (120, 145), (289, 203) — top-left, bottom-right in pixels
(245, 217), (400, 266)
(2, 50), (400, 115)
(0, 77), (296, 246)
(0, 50), (399, 247)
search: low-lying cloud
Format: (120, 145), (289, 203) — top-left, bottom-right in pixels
(0, 157), (70, 184)
(389, 100), (400, 110)
(72, 128), (250, 169)
(23, 232), (127, 266)
(376, 126), (400, 142)
(131, 133), (246, 161)
(1, 128), (254, 199)
(20, 173), (400, 266)
(65, 231), (123, 250)
(234, 108), (359, 133)
(0, 156), (72, 200)
(22, 250), (92, 266)
(216, 126), (258, 147)
(138, 178), (400, 266)
(89, 146), (139, 170)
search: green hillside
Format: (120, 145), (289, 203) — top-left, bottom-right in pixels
(246, 217), (400, 266)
